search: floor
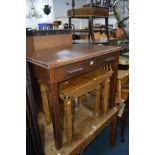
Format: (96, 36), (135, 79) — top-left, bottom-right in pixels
(81, 117), (129, 155)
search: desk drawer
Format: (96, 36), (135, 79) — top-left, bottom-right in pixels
(57, 53), (117, 82)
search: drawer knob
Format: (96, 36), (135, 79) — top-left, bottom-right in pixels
(90, 60), (95, 65)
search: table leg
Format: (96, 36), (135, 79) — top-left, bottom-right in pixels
(110, 56), (119, 108)
(48, 69), (63, 150)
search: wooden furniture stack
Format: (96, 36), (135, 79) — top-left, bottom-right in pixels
(26, 30), (122, 154)
(67, 0), (111, 43)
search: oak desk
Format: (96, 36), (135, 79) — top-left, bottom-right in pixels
(27, 31), (121, 150)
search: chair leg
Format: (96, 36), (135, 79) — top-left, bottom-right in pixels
(39, 83), (51, 124)
(69, 17), (72, 29)
(64, 97), (73, 141)
(109, 115), (117, 148)
(105, 17), (109, 40)
(88, 18), (91, 42)
(89, 16), (94, 42)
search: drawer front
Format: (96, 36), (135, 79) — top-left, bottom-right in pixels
(57, 52), (118, 82)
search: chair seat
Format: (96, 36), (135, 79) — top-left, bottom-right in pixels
(115, 70), (129, 105)
(67, 7), (109, 17)
(59, 69), (113, 97)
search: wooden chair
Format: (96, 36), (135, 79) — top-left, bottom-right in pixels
(59, 68), (113, 141)
(115, 70), (129, 142)
(67, 0), (111, 42)
(116, 70), (129, 104)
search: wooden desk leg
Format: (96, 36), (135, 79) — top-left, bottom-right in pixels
(109, 115), (117, 148)
(110, 57), (119, 108)
(48, 69), (63, 150)
(64, 97), (73, 141)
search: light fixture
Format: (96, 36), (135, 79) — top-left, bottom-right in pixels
(26, 0), (42, 19)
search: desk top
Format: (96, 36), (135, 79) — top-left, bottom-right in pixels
(27, 44), (121, 69)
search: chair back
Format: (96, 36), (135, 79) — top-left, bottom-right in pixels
(71, 0), (111, 10)
(93, 0), (111, 8)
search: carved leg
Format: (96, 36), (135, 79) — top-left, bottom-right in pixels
(64, 97), (73, 141)
(109, 115), (117, 148)
(103, 78), (110, 113)
(95, 84), (102, 115)
(39, 82), (51, 124)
